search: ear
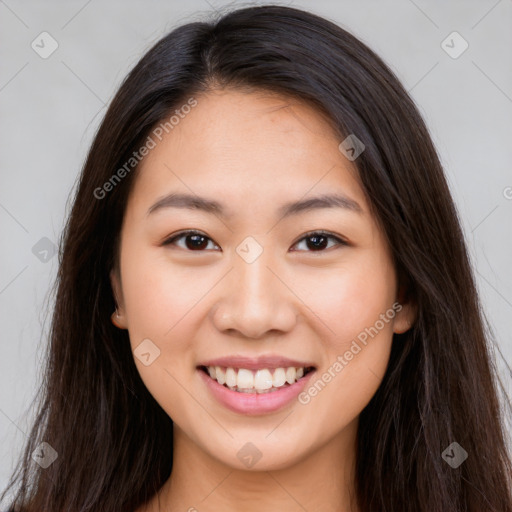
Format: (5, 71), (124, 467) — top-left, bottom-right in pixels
(393, 281), (417, 334)
(110, 268), (128, 329)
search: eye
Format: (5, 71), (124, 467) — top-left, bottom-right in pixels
(162, 229), (347, 253)
(291, 231), (347, 252)
(162, 230), (220, 251)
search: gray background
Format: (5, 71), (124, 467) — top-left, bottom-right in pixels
(1, 0), (511, 495)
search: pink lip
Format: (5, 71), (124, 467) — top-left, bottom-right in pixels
(198, 368), (315, 415)
(198, 355), (315, 370)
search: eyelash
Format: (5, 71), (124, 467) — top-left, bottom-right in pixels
(162, 229), (348, 253)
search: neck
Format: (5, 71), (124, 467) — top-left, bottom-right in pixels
(152, 419), (360, 512)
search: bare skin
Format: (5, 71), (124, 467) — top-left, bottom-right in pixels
(111, 88), (415, 512)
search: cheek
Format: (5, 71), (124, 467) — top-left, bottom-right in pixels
(121, 241), (206, 338)
(301, 249), (397, 348)
(297, 247), (396, 398)
(296, 253), (397, 427)
(120, 244), (207, 393)
(120, 250), (204, 423)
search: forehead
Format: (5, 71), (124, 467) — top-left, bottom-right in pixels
(128, 88), (367, 215)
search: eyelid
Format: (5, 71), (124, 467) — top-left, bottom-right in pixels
(291, 229), (347, 246)
(162, 229), (221, 250)
(162, 229), (348, 251)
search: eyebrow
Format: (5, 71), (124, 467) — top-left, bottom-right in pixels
(146, 192), (363, 219)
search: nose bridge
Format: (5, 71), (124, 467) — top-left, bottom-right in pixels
(213, 239), (297, 337)
(236, 244), (275, 304)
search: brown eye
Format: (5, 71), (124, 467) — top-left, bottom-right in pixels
(291, 231), (347, 252)
(163, 231), (220, 251)
(162, 230), (346, 253)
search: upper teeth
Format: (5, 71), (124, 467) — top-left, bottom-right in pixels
(207, 366), (306, 392)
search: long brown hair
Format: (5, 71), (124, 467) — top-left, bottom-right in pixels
(2, 5), (511, 511)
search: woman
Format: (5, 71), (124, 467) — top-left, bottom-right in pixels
(1, 4), (511, 511)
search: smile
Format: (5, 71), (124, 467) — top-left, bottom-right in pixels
(197, 357), (317, 415)
(199, 365), (315, 393)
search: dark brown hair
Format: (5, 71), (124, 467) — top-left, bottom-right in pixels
(2, 4), (511, 511)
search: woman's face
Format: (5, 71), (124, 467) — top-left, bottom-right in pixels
(111, 88), (414, 471)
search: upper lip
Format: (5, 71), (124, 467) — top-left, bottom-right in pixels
(198, 355), (316, 370)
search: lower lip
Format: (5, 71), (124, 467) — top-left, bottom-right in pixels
(198, 369), (315, 415)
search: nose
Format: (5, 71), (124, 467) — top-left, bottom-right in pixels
(211, 247), (298, 339)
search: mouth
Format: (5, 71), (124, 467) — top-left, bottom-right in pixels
(197, 355), (317, 414)
(198, 365), (316, 393)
